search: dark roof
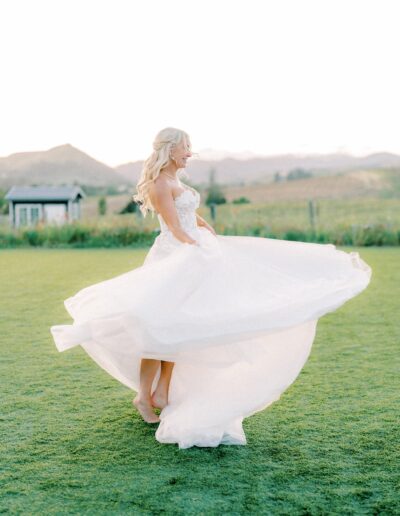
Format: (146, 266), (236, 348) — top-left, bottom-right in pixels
(5, 185), (86, 201)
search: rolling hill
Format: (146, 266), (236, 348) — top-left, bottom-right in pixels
(116, 152), (400, 186)
(1, 143), (400, 191)
(0, 144), (129, 188)
(224, 169), (395, 202)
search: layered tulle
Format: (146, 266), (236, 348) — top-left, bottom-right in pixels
(50, 224), (371, 448)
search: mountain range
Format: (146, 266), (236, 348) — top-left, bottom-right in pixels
(1, 144), (400, 189)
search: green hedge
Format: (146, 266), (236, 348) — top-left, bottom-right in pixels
(0, 224), (158, 248)
(0, 222), (398, 248)
(227, 223), (400, 246)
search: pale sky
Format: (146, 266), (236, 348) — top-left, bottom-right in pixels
(0, 0), (398, 167)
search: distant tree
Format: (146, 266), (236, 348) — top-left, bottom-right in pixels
(105, 185), (119, 195)
(205, 184), (226, 205)
(119, 199), (139, 214)
(81, 185), (126, 196)
(0, 189), (8, 214)
(232, 196), (250, 204)
(287, 168), (313, 181)
(205, 167), (226, 205)
(98, 196), (107, 216)
(273, 171), (283, 182)
(105, 185), (129, 195)
(81, 185), (104, 196)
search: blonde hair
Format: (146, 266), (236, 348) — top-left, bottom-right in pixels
(133, 127), (194, 218)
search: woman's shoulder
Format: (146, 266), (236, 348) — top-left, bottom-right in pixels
(148, 176), (173, 209)
(150, 175), (171, 196)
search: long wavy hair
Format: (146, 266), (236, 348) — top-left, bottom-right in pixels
(133, 127), (195, 218)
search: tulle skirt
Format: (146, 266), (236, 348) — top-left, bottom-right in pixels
(50, 228), (371, 448)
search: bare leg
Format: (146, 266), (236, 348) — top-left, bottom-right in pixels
(133, 358), (161, 423)
(151, 361), (175, 409)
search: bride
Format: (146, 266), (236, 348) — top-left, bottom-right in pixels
(50, 127), (372, 449)
(132, 130), (215, 424)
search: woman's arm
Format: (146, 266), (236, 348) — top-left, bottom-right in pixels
(196, 213), (217, 235)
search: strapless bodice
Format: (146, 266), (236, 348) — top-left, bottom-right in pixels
(157, 188), (201, 238)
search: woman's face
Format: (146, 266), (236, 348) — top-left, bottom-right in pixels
(171, 138), (192, 168)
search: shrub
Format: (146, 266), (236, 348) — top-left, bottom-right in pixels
(232, 197), (250, 204)
(98, 197), (107, 216)
(119, 200), (139, 214)
(287, 168), (313, 181)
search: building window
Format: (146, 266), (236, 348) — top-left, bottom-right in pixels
(31, 207), (40, 224)
(16, 204), (42, 227)
(19, 207), (28, 226)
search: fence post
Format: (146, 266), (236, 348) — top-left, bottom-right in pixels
(308, 199), (317, 232)
(210, 202), (216, 222)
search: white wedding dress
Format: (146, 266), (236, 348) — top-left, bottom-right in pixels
(50, 184), (372, 449)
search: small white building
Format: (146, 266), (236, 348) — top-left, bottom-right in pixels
(5, 185), (86, 228)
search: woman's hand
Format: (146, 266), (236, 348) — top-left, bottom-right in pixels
(196, 214), (216, 235)
(185, 237), (200, 246)
(203, 223), (217, 236)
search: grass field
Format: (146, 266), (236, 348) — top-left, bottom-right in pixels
(77, 196), (400, 232)
(1, 247), (399, 514)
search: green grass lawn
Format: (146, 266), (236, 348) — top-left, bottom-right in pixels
(0, 247), (398, 514)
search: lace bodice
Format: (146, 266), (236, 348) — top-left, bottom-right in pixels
(157, 188), (201, 239)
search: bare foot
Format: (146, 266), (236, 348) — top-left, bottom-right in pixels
(151, 387), (168, 409)
(132, 395), (160, 423)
